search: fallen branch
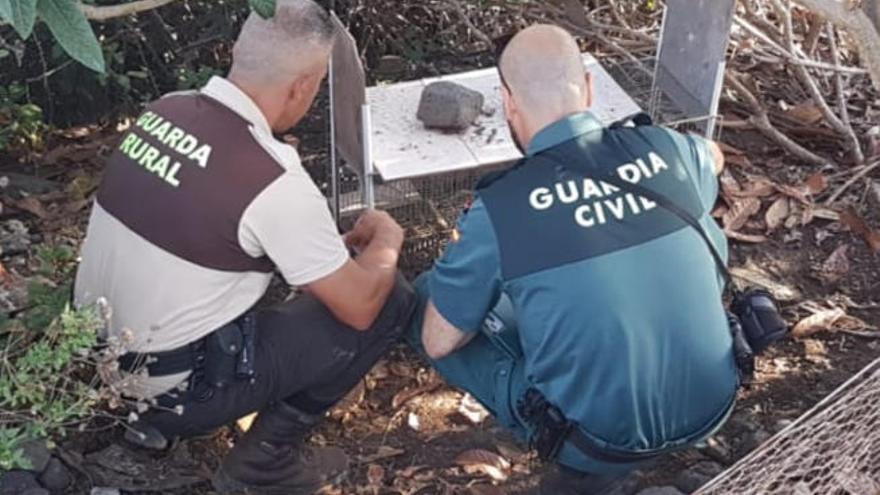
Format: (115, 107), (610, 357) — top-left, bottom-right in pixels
(79, 0), (179, 21)
(792, 0), (880, 90)
(825, 160), (880, 204)
(725, 73), (829, 165)
(768, 0), (864, 164)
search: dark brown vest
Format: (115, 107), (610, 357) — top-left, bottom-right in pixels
(97, 94), (280, 273)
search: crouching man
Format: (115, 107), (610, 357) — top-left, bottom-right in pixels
(409, 25), (739, 494)
(74, 2), (415, 493)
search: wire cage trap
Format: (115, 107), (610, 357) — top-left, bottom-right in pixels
(326, 0), (736, 273)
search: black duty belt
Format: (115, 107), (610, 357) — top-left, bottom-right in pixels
(118, 338), (207, 377)
(517, 388), (732, 465)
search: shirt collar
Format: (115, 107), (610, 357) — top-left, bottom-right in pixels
(201, 76), (272, 134)
(526, 111), (604, 156)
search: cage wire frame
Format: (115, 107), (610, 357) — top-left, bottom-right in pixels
(696, 356), (880, 495)
(326, 0), (733, 273)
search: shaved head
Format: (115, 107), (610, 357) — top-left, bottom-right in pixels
(230, 0), (336, 86)
(499, 25), (592, 148)
(228, 0), (337, 132)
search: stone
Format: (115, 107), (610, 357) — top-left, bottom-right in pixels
(37, 458), (71, 493)
(417, 81), (484, 131)
(20, 440), (52, 473)
(0, 219), (31, 256)
(21, 489), (50, 495)
(674, 461), (725, 493)
(90, 488), (121, 495)
(0, 470), (41, 495)
(636, 487), (686, 495)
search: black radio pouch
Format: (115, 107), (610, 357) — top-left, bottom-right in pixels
(204, 323), (244, 389)
(517, 388), (572, 461)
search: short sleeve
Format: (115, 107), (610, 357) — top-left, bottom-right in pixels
(666, 131), (719, 212)
(239, 172), (349, 286)
(428, 199), (503, 333)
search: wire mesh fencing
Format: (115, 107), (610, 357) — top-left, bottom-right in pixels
(697, 357), (880, 495)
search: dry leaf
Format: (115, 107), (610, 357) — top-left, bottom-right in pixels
(458, 393), (490, 424)
(765, 197), (790, 231)
(367, 464), (385, 486)
(802, 172), (829, 195)
(725, 230), (768, 243)
(391, 382), (442, 409)
(785, 103), (824, 125)
(775, 183), (811, 205)
(712, 204), (728, 219)
(819, 245), (850, 284)
(720, 170), (741, 198)
(455, 449), (511, 482)
(812, 208), (840, 221)
(739, 177), (777, 198)
(357, 445), (406, 463)
(792, 309), (846, 337)
(723, 197), (761, 231)
(10, 196), (49, 219)
(839, 208), (880, 252)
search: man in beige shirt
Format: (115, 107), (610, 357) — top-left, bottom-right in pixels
(75, 1), (414, 493)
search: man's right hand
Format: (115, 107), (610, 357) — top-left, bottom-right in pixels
(344, 210), (404, 254)
(309, 209), (404, 331)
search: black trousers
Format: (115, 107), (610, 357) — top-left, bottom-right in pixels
(143, 279), (416, 438)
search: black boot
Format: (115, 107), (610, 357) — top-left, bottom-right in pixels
(212, 401), (349, 495)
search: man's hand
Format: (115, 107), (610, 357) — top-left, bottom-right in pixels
(344, 210), (403, 254)
(309, 210), (404, 331)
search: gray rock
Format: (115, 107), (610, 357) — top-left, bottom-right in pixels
(0, 219), (31, 255)
(0, 173), (59, 196)
(417, 81), (484, 131)
(90, 488), (121, 495)
(636, 487), (686, 495)
(37, 458), (71, 493)
(21, 488), (50, 495)
(0, 470), (41, 495)
(674, 461), (725, 493)
(20, 439), (52, 473)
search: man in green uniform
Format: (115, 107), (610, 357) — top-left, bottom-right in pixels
(410, 25), (738, 494)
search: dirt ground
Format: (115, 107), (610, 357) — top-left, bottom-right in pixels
(2, 61), (878, 494)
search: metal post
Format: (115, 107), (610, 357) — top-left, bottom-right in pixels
(328, 55), (341, 223)
(650, 5), (669, 122)
(361, 103), (375, 209)
(328, 0), (341, 223)
(706, 61), (726, 139)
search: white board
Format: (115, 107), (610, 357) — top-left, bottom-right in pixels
(366, 54), (642, 182)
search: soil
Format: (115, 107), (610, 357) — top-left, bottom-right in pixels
(3, 57), (879, 495)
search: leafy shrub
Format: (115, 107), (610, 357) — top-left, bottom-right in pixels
(0, 246), (105, 470)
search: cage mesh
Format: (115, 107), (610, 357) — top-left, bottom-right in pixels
(335, 164), (507, 276)
(603, 56), (723, 140)
(332, 57), (720, 274)
(696, 357), (880, 495)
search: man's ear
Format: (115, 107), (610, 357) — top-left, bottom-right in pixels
(502, 85), (516, 122)
(584, 72), (595, 108)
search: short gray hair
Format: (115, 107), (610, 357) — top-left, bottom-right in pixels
(231, 0), (337, 84)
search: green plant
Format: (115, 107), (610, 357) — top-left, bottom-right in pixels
(0, 244), (104, 470)
(0, 0), (278, 74)
(176, 65), (221, 91)
(0, 83), (46, 153)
